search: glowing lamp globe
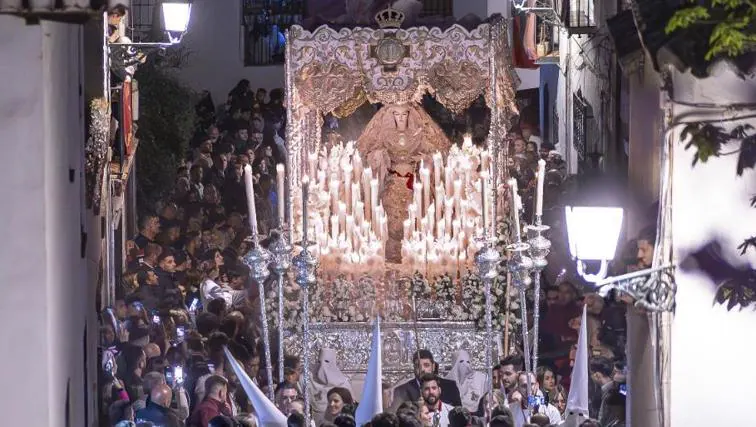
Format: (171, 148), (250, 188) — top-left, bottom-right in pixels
(162, 2), (192, 34)
(565, 206), (623, 282)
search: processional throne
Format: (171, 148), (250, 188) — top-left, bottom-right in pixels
(277, 6), (521, 396)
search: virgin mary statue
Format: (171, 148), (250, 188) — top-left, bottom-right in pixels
(356, 102), (452, 263)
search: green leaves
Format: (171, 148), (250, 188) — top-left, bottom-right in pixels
(682, 123), (729, 165)
(681, 123), (756, 175)
(666, 0), (756, 60)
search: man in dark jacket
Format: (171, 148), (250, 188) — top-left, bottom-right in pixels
(135, 383), (183, 427)
(391, 349), (462, 410)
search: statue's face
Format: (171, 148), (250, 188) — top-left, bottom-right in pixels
(392, 107), (410, 131)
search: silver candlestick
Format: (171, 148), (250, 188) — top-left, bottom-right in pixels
(243, 240), (274, 400)
(269, 229), (292, 385)
(475, 236), (500, 419)
(293, 177), (316, 425)
(525, 216), (551, 376)
(292, 240), (317, 425)
(507, 241), (534, 409)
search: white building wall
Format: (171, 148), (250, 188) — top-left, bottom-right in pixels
(670, 65), (756, 427)
(175, 0), (285, 104)
(0, 16), (92, 427)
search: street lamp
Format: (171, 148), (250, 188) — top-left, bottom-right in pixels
(162, 1), (193, 44)
(111, 0), (192, 48)
(565, 206), (676, 312)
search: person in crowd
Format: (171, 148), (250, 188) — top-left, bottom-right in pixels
(393, 350), (462, 410)
(419, 374), (453, 427)
(589, 357), (622, 426)
(324, 387), (354, 423)
(276, 382), (301, 416)
(188, 375), (232, 426)
(135, 383), (183, 427)
(508, 371), (561, 426)
(445, 350), (486, 413)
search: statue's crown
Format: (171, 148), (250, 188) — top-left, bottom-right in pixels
(374, 4), (405, 29)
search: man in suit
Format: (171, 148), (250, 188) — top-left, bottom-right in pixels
(391, 349), (462, 410)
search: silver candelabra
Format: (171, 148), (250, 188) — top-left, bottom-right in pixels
(269, 229), (292, 386)
(292, 239), (317, 425)
(243, 239), (275, 399)
(475, 233), (500, 418)
(524, 215), (551, 375)
(507, 240), (535, 410)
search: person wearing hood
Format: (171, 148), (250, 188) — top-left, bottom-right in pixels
(310, 347), (354, 424)
(445, 350), (487, 413)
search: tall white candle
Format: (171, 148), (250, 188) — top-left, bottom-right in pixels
(536, 159), (546, 217)
(435, 185), (444, 223)
(276, 164), (286, 227)
(317, 170), (326, 190)
(481, 150), (490, 173)
(346, 216), (355, 245)
(243, 165), (258, 237)
(403, 219), (411, 240)
(453, 180), (462, 218)
(370, 179), (379, 226)
(508, 178), (521, 241)
(445, 163), (453, 195)
(330, 179), (340, 213)
(409, 204), (418, 232)
(308, 152), (318, 177)
(330, 215), (339, 241)
(414, 183), (424, 218)
(433, 153), (443, 187)
(338, 202), (347, 233)
(444, 200), (453, 231)
(355, 201), (364, 225)
(301, 176), (310, 242)
(343, 165), (353, 213)
(421, 168), (431, 214)
(353, 153), (363, 182)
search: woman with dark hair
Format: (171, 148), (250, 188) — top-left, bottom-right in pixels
(325, 387), (355, 422)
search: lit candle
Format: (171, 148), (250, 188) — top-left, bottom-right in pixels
(346, 216), (355, 245)
(243, 165), (258, 237)
(444, 161), (453, 195)
(370, 179), (379, 225)
(421, 168), (431, 214)
(343, 165), (353, 213)
(435, 185), (444, 223)
(353, 153), (363, 182)
(302, 176), (310, 243)
(308, 152), (318, 177)
(433, 153), (443, 187)
(403, 219), (411, 240)
(355, 201), (364, 225)
(481, 150), (490, 173)
(352, 182), (361, 210)
(330, 215), (339, 242)
(437, 219), (444, 239)
(330, 178), (340, 213)
(445, 201), (454, 231)
(414, 183), (424, 218)
(453, 180), (462, 218)
(338, 202), (347, 233)
(276, 164), (285, 227)
(408, 204), (418, 232)
(536, 158), (546, 218)
(508, 178), (521, 241)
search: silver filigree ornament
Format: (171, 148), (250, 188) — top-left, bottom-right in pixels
(506, 242), (534, 290)
(269, 231), (293, 383)
(525, 221), (551, 376)
(243, 242), (275, 399)
(292, 240), (318, 423)
(475, 242), (501, 417)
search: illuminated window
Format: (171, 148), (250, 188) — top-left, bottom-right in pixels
(242, 0), (304, 66)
